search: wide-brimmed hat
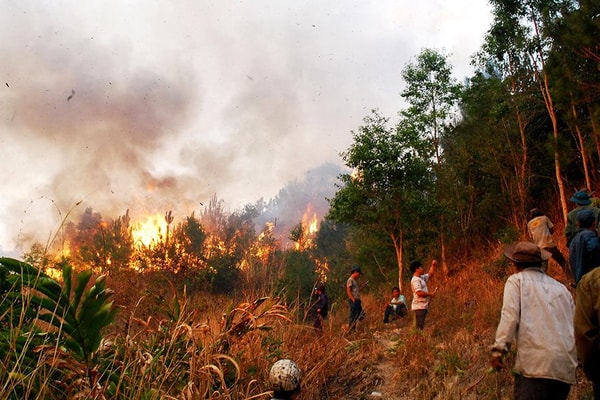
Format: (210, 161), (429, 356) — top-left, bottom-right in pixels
(503, 242), (551, 264)
(571, 191), (592, 205)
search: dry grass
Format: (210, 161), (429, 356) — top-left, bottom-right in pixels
(3, 254), (594, 399)
(119, 257), (592, 400)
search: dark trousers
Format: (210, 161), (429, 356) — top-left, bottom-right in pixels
(513, 375), (570, 400)
(348, 299), (363, 329)
(414, 309), (428, 330)
(383, 303), (407, 323)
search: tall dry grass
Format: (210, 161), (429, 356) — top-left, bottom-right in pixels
(2, 251), (595, 399)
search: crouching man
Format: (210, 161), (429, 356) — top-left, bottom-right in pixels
(383, 286), (407, 323)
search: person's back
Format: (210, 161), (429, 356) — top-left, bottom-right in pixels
(568, 209), (600, 284)
(492, 242), (577, 399)
(527, 213), (556, 249)
(494, 268), (576, 383)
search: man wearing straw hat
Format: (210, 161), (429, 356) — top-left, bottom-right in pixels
(490, 242), (577, 399)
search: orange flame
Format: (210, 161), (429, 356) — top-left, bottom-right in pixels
(131, 214), (167, 247)
(294, 204), (320, 250)
(302, 204), (319, 235)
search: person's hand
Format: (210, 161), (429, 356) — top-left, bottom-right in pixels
(490, 355), (504, 371)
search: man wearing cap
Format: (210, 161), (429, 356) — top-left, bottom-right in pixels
(491, 242), (577, 399)
(568, 209), (600, 285)
(346, 266), (364, 330)
(565, 190), (600, 246)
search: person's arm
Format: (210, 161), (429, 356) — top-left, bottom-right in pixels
(491, 277), (521, 369)
(415, 289), (433, 298)
(428, 260), (437, 279)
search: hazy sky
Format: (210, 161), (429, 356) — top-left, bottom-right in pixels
(0, 1), (492, 255)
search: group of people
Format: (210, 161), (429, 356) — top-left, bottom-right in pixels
(492, 189), (600, 399)
(528, 189), (600, 286)
(344, 260), (438, 332)
(310, 189), (600, 397)
(311, 259), (438, 334)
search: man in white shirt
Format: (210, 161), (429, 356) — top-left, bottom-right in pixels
(491, 241), (577, 399)
(410, 259), (437, 330)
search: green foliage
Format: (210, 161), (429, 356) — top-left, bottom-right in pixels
(208, 253), (242, 294)
(277, 250), (318, 310)
(400, 48), (462, 163)
(329, 109), (436, 289)
(0, 258), (119, 399)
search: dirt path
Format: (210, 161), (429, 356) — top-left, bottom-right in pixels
(370, 326), (407, 400)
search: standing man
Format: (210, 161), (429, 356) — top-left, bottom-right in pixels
(574, 267), (600, 399)
(312, 283), (328, 332)
(346, 265), (364, 331)
(565, 190), (600, 246)
(410, 259), (436, 330)
(491, 242), (577, 399)
(527, 207), (568, 275)
(569, 209), (600, 285)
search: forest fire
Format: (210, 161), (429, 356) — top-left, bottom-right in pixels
(293, 204), (320, 251)
(302, 204), (319, 235)
(131, 214), (167, 247)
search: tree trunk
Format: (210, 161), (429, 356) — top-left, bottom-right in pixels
(571, 97), (592, 189)
(440, 227), (448, 276)
(391, 229), (404, 292)
(507, 57), (529, 231)
(531, 14), (569, 222)
(535, 71), (569, 222)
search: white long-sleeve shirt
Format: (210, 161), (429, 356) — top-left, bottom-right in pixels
(492, 267), (577, 384)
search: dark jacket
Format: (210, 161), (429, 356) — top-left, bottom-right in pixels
(569, 229), (600, 284)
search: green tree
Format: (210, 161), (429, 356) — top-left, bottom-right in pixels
(277, 249), (317, 313)
(399, 48), (462, 275)
(484, 0), (575, 222)
(328, 110), (434, 291)
(545, 0), (600, 189)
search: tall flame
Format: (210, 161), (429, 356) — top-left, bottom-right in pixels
(302, 203), (319, 234)
(294, 203), (319, 250)
(131, 214), (168, 247)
